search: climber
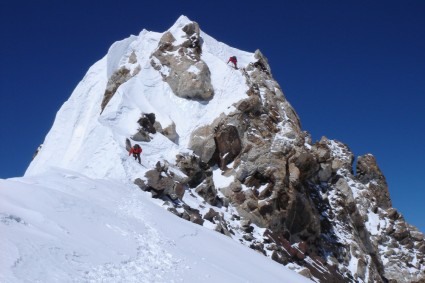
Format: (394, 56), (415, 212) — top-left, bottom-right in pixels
(129, 144), (142, 164)
(227, 56), (238, 69)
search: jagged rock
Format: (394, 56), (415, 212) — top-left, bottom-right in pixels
(203, 208), (219, 223)
(393, 227), (409, 241)
(174, 182), (185, 200)
(138, 113), (157, 134)
(318, 163), (332, 182)
(189, 124), (216, 163)
(249, 241), (265, 255)
(229, 180), (242, 192)
(386, 208), (399, 221)
(356, 154), (392, 209)
(176, 154), (210, 188)
(236, 95), (262, 113)
(240, 219), (251, 228)
(411, 230), (424, 242)
(288, 163), (300, 184)
(151, 22), (214, 100)
(335, 177), (356, 213)
(128, 51), (137, 64)
(195, 177), (219, 206)
(311, 142), (331, 162)
(182, 205), (204, 225)
(418, 244), (425, 253)
(142, 161), (187, 201)
(162, 122), (179, 144)
(101, 55), (141, 113)
(215, 124), (242, 170)
(243, 234), (254, 241)
(134, 178), (148, 191)
(167, 207), (181, 217)
(101, 67), (131, 112)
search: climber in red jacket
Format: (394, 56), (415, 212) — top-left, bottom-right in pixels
(129, 144), (142, 164)
(227, 56), (238, 69)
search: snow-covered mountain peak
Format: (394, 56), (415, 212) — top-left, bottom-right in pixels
(17, 16), (425, 283)
(25, 16), (258, 181)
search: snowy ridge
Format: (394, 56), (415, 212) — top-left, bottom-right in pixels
(6, 15), (424, 283)
(2, 15), (313, 282)
(0, 170), (309, 282)
(26, 15), (254, 183)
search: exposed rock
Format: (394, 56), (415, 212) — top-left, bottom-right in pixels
(356, 154), (391, 209)
(195, 177), (220, 206)
(151, 21), (214, 100)
(101, 67), (132, 113)
(214, 124), (242, 169)
(101, 52), (141, 113)
(134, 178), (148, 191)
(189, 124), (216, 163)
(141, 161), (187, 201)
(161, 122), (179, 144)
(203, 208), (219, 223)
(133, 22), (425, 283)
(176, 153), (210, 188)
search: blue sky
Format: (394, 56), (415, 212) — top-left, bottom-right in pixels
(1, 1), (424, 233)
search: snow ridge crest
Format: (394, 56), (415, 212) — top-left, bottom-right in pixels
(24, 16), (425, 283)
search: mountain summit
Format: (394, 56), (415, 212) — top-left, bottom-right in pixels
(5, 15), (425, 282)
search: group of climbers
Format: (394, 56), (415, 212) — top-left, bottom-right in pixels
(128, 56), (238, 165)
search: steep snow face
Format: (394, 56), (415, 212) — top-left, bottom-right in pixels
(26, 15), (255, 181)
(0, 170), (311, 283)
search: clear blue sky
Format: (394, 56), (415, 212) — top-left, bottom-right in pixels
(1, 1), (424, 233)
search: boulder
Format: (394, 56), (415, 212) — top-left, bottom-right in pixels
(215, 124), (242, 169)
(189, 125), (216, 163)
(150, 22), (214, 100)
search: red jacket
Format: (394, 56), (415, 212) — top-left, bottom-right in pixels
(129, 146), (142, 155)
(228, 56), (237, 64)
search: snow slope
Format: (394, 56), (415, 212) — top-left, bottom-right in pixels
(2, 16), (312, 282)
(0, 170), (310, 283)
(25, 15), (255, 183)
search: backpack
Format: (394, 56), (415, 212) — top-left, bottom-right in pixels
(231, 56), (237, 61)
(134, 144), (140, 149)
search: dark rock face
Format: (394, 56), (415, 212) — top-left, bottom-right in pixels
(214, 124), (242, 170)
(134, 161), (189, 202)
(135, 20), (425, 283)
(356, 154), (392, 209)
(132, 113), (179, 144)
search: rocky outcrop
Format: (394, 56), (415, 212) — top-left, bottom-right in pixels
(356, 154), (392, 209)
(101, 51), (141, 113)
(136, 20), (424, 283)
(189, 124), (216, 163)
(150, 22), (214, 100)
(132, 113), (179, 144)
(134, 161), (186, 201)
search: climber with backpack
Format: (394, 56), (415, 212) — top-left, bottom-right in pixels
(227, 56), (238, 69)
(129, 144), (142, 164)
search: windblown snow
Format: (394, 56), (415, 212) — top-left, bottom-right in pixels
(1, 170), (309, 282)
(1, 16), (311, 282)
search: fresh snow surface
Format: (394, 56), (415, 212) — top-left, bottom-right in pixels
(3, 15), (311, 282)
(0, 170), (310, 283)
(25, 15), (255, 182)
